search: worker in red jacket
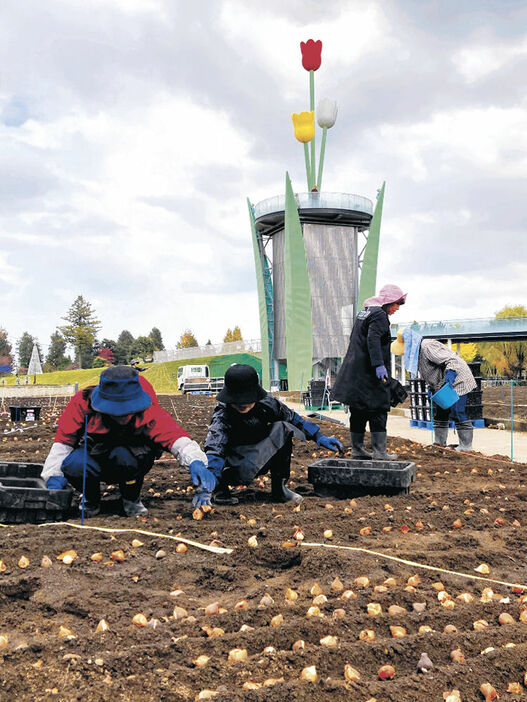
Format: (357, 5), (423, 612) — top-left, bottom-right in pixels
(41, 365), (215, 517)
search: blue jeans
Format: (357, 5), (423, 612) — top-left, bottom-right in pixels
(62, 446), (155, 501)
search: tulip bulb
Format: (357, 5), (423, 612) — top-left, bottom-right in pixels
(0, 635), (8, 650)
(306, 606), (322, 618)
(58, 625), (76, 639)
(285, 588), (298, 601)
(270, 614), (283, 627)
(204, 602), (219, 615)
(359, 629), (375, 641)
(111, 550), (126, 562)
(228, 648), (248, 663)
(450, 648), (465, 663)
(390, 625), (406, 638)
(173, 606), (188, 620)
(95, 619), (109, 633)
(310, 582), (323, 596)
(292, 639), (305, 650)
(176, 543), (187, 554)
(507, 683), (522, 694)
(498, 612), (514, 625)
(344, 664), (360, 681)
(259, 594), (274, 607)
(193, 655), (209, 668)
(354, 576), (369, 588)
(473, 619), (489, 631)
(323, 529), (333, 539)
(234, 599), (248, 610)
(300, 665), (318, 682)
(91, 552), (103, 562)
(313, 594), (327, 606)
(331, 576), (344, 592)
(443, 691), (462, 702)
(132, 613), (148, 628)
(0, 560), (6, 572)
(40, 556), (52, 568)
(18, 555), (29, 569)
(378, 664), (395, 680)
(475, 563), (490, 574)
(247, 535), (258, 548)
(320, 635), (337, 647)
(367, 603), (382, 617)
(131, 539), (144, 547)
(479, 683), (498, 701)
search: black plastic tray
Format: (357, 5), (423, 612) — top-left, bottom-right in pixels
(308, 457), (417, 498)
(0, 462), (73, 523)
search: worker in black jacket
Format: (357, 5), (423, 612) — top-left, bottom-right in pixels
(204, 364), (343, 505)
(331, 284), (406, 460)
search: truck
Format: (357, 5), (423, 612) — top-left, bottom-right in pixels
(176, 364), (225, 395)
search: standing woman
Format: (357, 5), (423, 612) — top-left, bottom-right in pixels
(391, 328), (477, 451)
(331, 284), (406, 460)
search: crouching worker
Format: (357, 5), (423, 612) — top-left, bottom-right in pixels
(41, 366), (215, 517)
(203, 364), (343, 506)
(391, 328), (477, 451)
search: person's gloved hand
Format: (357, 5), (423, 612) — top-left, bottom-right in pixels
(46, 475), (68, 490)
(444, 369), (458, 385)
(375, 364), (388, 381)
(206, 454), (225, 479)
(427, 388), (433, 399)
(192, 489), (212, 508)
(189, 460), (218, 492)
(316, 434), (343, 452)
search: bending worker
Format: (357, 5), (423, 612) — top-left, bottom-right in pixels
(331, 284), (406, 460)
(391, 328), (476, 451)
(42, 365), (216, 516)
(203, 364), (343, 506)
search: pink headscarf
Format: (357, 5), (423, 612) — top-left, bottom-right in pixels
(364, 284), (407, 308)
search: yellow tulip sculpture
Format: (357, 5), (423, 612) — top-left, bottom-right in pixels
(291, 111), (315, 189)
(291, 111), (315, 143)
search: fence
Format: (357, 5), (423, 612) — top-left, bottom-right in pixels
(154, 339), (262, 363)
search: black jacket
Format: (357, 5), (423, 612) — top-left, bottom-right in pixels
(204, 394), (320, 458)
(331, 306), (391, 412)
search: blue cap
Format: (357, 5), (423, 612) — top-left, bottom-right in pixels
(90, 366), (151, 416)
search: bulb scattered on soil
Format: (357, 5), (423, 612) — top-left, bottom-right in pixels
(40, 556), (52, 568)
(91, 553), (103, 562)
(132, 613), (148, 628)
(0, 635), (8, 650)
(176, 543), (187, 554)
(344, 664), (360, 682)
(95, 619), (109, 633)
(300, 665), (318, 682)
(228, 648), (247, 663)
(18, 555), (29, 569)
(378, 664), (395, 680)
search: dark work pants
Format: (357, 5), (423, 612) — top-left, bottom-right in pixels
(349, 410), (387, 433)
(432, 394), (468, 423)
(223, 433), (294, 486)
(62, 446), (156, 501)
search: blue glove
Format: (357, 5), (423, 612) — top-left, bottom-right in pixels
(189, 460), (217, 492)
(316, 434), (343, 452)
(192, 489), (212, 508)
(427, 388), (432, 399)
(206, 454), (225, 479)
(375, 364), (388, 381)
(444, 369), (458, 385)
(46, 475), (68, 490)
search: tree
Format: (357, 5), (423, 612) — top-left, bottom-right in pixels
(0, 327), (13, 375)
(130, 335), (154, 359)
(224, 326), (243, 342)
(149, 327), (165, 351)
(100, 338), (116, 353)
(98, 347), (114, 364)
(478, 305), (527, 378)
(59, 295), (101, 369)
(177, 330), (198, 348)
(16, 332), (42, 369)
(45, 330), (71, 372)
(113, 330), (135, 365)
(459, 343), (478, 363)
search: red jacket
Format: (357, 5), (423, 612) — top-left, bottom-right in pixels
(55, 375), (189, 452)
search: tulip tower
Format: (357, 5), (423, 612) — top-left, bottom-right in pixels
(248, 40), (385, 392)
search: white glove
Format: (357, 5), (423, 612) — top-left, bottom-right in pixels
(41, 443), (73, 482)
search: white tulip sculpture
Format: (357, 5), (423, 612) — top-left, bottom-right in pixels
(316, 98), (338, 190)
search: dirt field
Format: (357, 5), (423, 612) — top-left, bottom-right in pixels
(1, 394), (527, 702)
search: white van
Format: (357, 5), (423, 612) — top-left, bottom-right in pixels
(177, 364), (209, 391)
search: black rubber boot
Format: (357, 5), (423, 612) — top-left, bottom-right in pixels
(351, 432), (373, 459)
(454, 420), (473, 452)
(271, 475), (303, 504)
(433, 420), (449, 446)
(212, 480), (239, 505)
(120, 476), (148, 516)
(79, 497), (101, 518)
(370, 432), (397, 460)
(122, 498), (148, 517)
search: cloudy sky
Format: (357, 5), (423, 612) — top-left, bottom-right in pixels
(1, 0), (526, 356)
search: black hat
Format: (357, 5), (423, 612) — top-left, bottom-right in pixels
(216, 364), (267, 404)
